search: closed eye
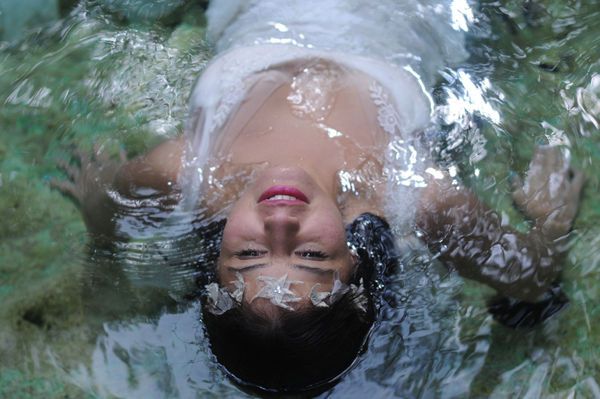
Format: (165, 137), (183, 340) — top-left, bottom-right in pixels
(234, 249), (267, 259)
(295, 250), (328, 260)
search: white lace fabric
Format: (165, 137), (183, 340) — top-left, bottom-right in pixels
(206, 0), (467, 87)
(180, 0), (468, 230)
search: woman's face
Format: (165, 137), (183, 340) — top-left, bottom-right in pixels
(217, 166), (356, 306)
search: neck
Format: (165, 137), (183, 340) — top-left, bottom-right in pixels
(210, 66), (388, 220)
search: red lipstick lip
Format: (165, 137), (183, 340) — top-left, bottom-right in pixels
(258, 186), (310, 204)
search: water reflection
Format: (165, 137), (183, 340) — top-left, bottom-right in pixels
(67, 302), (217, 398)
(70, 236), (489, 398)
(1, 0), (600, 398)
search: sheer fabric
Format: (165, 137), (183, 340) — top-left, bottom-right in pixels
(180, 0), (467, 230)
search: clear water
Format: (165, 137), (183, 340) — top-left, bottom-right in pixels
(1, 1), (599, 397)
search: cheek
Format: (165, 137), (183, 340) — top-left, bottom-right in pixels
(222, 204), (256, 241)
(313, 210), (347, 245)
(320, 226), (346, 249)
(216, 265), (229, 284)
(221, 220), (242, 243)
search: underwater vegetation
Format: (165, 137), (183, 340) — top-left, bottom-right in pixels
(0, 0), (599, 397)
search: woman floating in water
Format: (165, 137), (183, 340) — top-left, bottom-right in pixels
(53, 0), (584, 394)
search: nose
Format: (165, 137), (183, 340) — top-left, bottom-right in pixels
(264, 211), (300, 254)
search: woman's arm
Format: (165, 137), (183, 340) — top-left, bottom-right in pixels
(416, 146), (584, 302)
(53, 137), (185, 242)
(113, 137), (185, 197)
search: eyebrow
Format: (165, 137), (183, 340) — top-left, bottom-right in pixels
(227, 264), (268, 273)
(226, 264), (335, 276)
(292, 264), (335, 276)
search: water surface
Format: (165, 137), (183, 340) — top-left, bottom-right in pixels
(1, 1), (599, 397)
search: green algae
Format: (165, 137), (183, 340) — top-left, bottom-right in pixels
(459, 1), (600, 397)
(1, 0), (599, 397)
(0, 1), (211, 395)
(0, 369), (73, 399)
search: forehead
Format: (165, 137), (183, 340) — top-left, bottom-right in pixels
(218, 256), (355, 288)
(220, 263), (340, 308)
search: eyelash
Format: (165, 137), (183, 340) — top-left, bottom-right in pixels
(296, 250), (328, 259)
(234, 249), (266, 258)
(233, 249), (328, 259)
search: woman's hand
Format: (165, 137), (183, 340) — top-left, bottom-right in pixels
(416, 145), (584, 301)
(51, 138), (185, 240)
(512, 146), (585, 240)
(51, 144), (127, 236)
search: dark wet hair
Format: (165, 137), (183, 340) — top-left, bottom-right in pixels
(198, 213), (399, 394)
(202, 291), (374, 394)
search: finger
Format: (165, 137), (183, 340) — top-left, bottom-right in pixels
(511, 174), (528, 206)
(56, 159), (80, 181)
(557, 169), (584, 222)
(532, 145), (554, 164)
(542, 146), (565, 172)
(556, 148), (571, 172)
(48, 178), (75, 194)
(49, 178), (81, 205)
(569, 169), (585, 196)
(544, 147), (559, 172)
(119, 147), (127, 162)
(509, 172), (522, 192)
(74, 148), (90, 166)
(93, 142), (110, 163)
(527, 146), (552, 180)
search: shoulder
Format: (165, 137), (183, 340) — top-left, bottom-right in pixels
(115, 137), (185, 195)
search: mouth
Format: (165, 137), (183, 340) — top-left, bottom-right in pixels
(258, 186), (310, 205)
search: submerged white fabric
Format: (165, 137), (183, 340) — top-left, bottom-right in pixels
(181, 0), (468, 230)
(205, 0), (467, 87)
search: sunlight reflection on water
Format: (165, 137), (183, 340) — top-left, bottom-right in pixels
(1, 0), (599, 398)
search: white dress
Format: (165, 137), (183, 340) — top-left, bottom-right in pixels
(180, 0), (468, 230)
